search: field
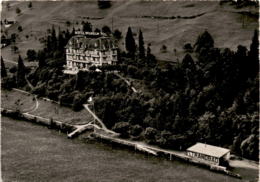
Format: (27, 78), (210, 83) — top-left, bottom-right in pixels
(2, 116), (249, 182)
(1, 1), (258, 62)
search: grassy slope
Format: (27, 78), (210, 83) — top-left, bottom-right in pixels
(1, 89), (35, 112)
(1, 1), (258, 62)
(2, 116), (249, 182)
(1, 89), (93, 125)
(29, 99), (93, 125)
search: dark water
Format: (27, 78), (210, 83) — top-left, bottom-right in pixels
(1, 116), (246, 182)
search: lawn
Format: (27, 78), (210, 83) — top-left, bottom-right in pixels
(29, 98), (93, 125)
(1, 89), (94, 125)
(1, 89), (36, 113)
(2, 116), (251, 182)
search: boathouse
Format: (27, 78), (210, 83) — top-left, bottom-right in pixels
(186, 143), (230, 166)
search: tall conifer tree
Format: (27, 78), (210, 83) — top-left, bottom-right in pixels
(17, 55), (26, 87)
(1, 56), (7, 77)
(248, 29), (259, 78)
(138, 29), (145, 58)
(125, 27), (136, 56)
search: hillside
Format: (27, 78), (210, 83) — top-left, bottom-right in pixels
(1, 1), (258, 62)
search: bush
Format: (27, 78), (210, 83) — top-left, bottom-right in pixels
(102, 25), (111, 35)
(1, 77), (16, 89)
(129, 124), (143, 137)
(16, 8), (21, 15)
(28, 2), (32, 8)
(127, 65), (138, 77)
(59, 93), (73, 106)
(98, 0), (111, 9)
(27, 49), (37, 61)
(66, 21), (71, 26)
(160, 45), (167, 53)
(32, 83), (46, 96)
(9, 66), (17, 73)
(144, 127), (158, 144)
(113, 29), (122, 40)
(72, 93), (86, 111)
(183, 43), (193, 52)
(18, 26), (23, 32)
(112, 122), (130, 138)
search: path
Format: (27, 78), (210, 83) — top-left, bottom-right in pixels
(229, 159), (258, 170)
(113, 72), (139, 93)
(3, 57), (35, 90)
(67, 121), (102, 138)
(25, 75), (34, 90)
(10, 88), (39, 114)
(3, 58), (17, 65)
(83, 104), (118, 136)
(23, 95), (39, 114)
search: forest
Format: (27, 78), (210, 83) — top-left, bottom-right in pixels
(1, 22), (259, 161)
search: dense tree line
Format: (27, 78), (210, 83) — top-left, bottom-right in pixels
(94, 29), (259, 160)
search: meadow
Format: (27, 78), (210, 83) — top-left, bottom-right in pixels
(1, 1), (258, 62)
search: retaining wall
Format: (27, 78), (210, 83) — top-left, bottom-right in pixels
(1, 108), (76, 133)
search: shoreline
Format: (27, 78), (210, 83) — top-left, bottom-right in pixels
(1, 108), (244, 179)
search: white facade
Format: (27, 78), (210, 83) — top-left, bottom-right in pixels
(186, 143), (230, 166)
(64, 32), (118, 74)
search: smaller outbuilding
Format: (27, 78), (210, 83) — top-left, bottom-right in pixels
(186, 143), (230, 166)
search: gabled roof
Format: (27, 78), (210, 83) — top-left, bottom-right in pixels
(65, 34), (117, 51)
(187, 143), (230, 158)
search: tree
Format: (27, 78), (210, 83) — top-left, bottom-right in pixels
(11, 45), (18, 53)
(240, 134), (259, 160)
(112, 122), (130, 138)
(248, 29), (259, 78)
(16, 55), (26, 87)
(129, 124), (143, 137)
(27, 49), (37, 62)
(9, 66), (17, 74)
(160, 45), (167, 53)
(82, 21), (92, 32)
(183, 43), (193, 53)
(194, 30), (214, 53)
(125, 27), (136, 56)
(51, 25), (57, 50)
(113, 29), (122, 40)
(144, 127), (158, 144)
(182, 54), (196, 72)
(18, 26), (23, 32)
(66, 21), (71, 27)
(97, 0), (111, 9)
(146, 44), (156, 67)
(102, 25), (111, 35)
(94, 28), (101, 33)
(28, 2), (32, 8)
(1, 56), (7, 77)
(57, 29), (65, 51)
(16, 8), (21, 15)
(11, 33), (16, 43)
(72, 93), (85, 111)
(138, 29), (145, 58)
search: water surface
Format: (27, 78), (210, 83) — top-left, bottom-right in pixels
(1, 116), (243, 182)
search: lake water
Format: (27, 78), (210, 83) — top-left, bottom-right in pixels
(1, 116), (243, 182)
